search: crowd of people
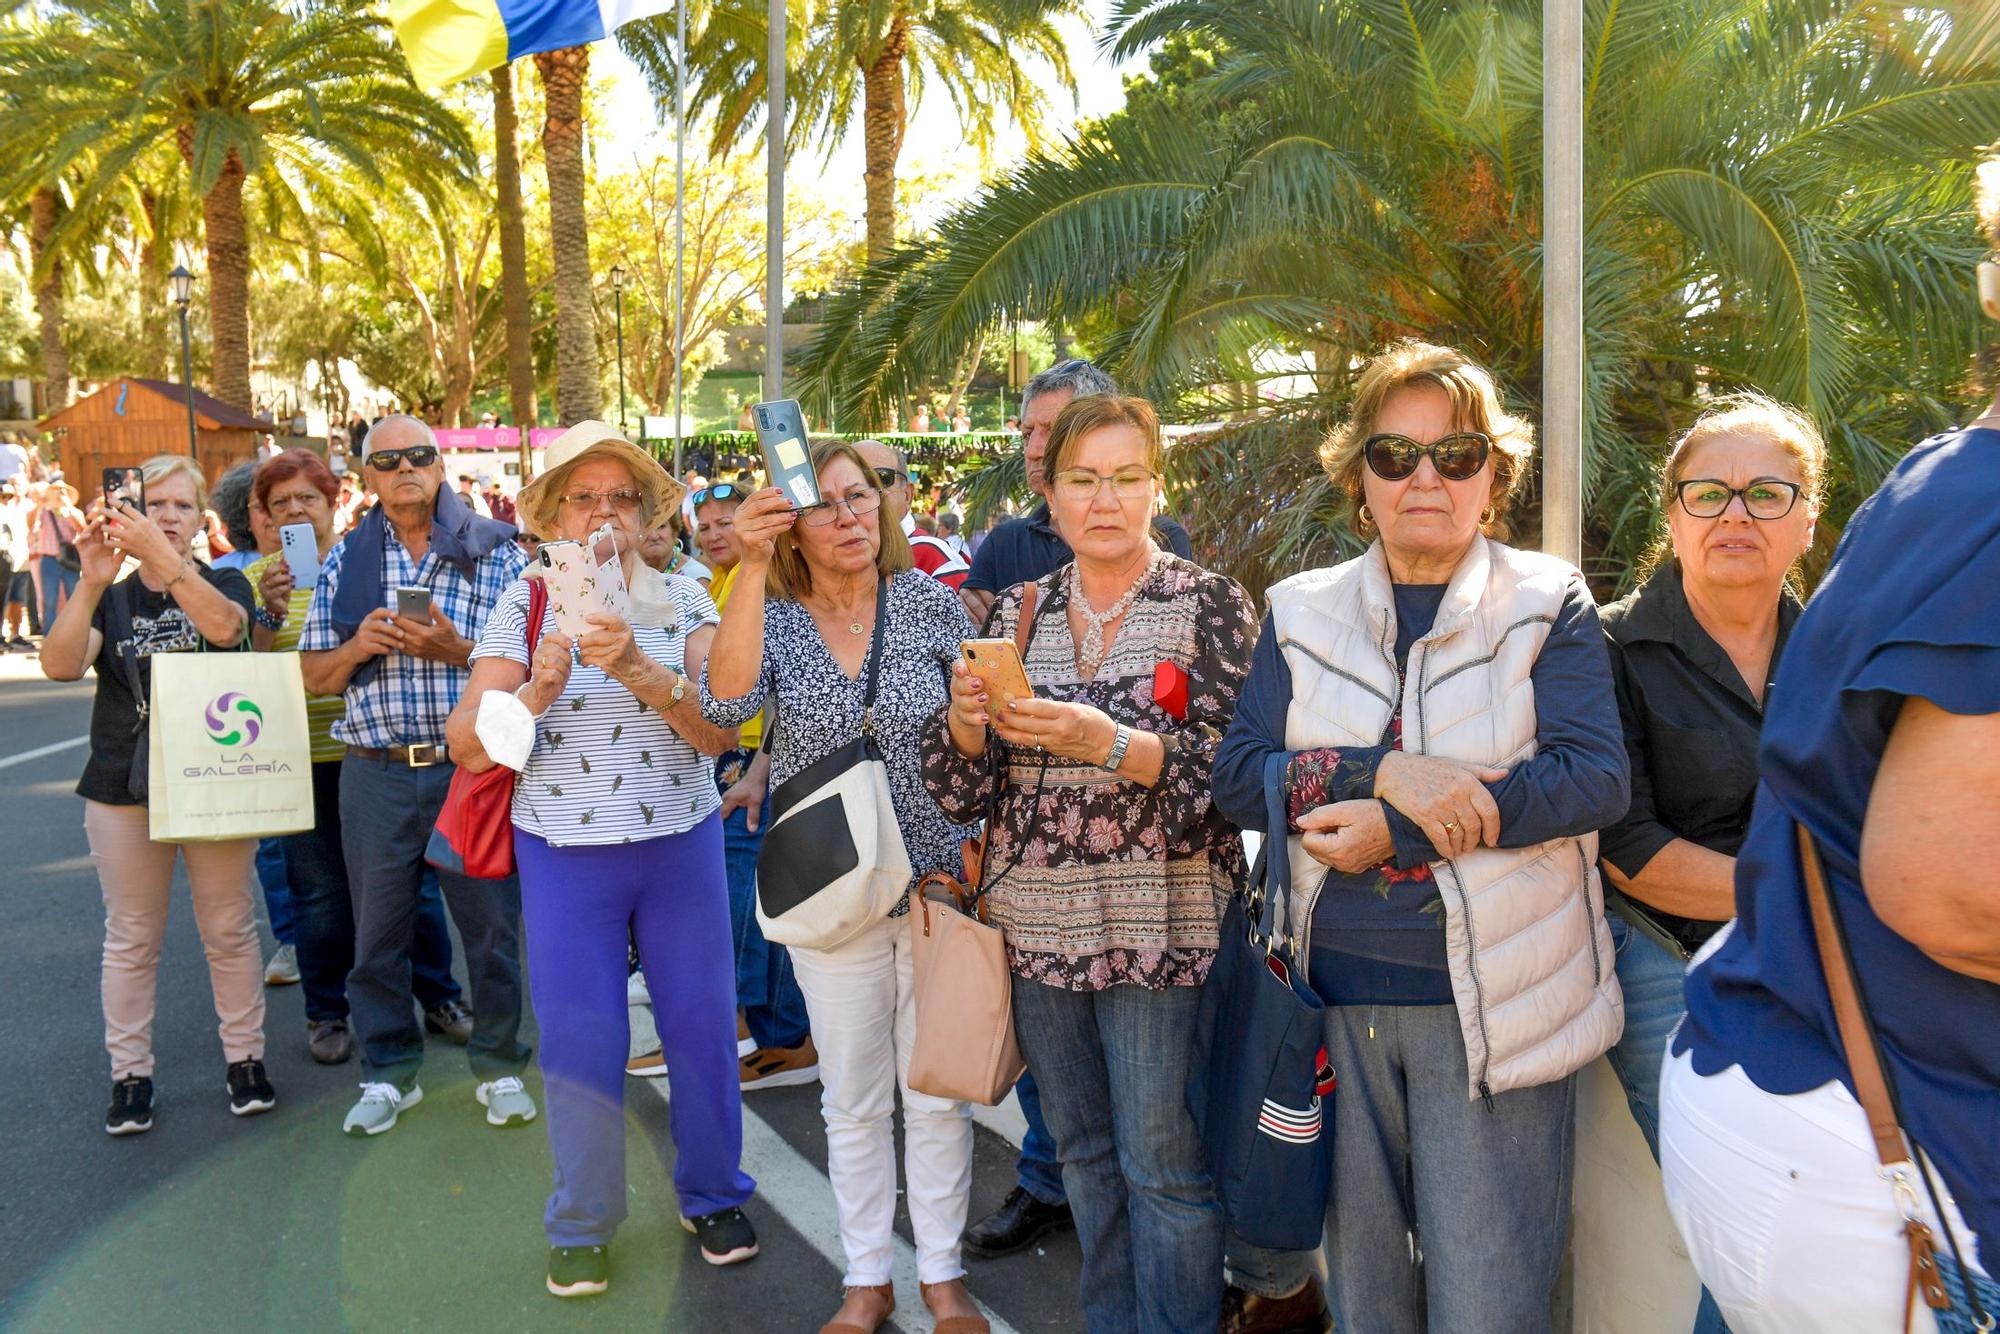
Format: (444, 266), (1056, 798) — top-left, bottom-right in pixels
(28, 237), (2000, 1332)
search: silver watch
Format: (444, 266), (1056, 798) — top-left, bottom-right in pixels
(1101, 723), (1133, 771)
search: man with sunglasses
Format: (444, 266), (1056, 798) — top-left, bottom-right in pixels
(299, 415), (537, 1138)
(855, 440), (970, 591)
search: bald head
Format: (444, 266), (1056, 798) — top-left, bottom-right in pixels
(852, 439), (909, 524)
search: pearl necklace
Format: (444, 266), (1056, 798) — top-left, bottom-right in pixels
(1066, 551), (1166, 677)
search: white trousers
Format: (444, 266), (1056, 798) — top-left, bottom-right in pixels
(790, 912), (974, 1286)
(1661, 1049), (1989, 1334)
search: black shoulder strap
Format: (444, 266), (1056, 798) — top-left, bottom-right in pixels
(858, 576), (890, 733)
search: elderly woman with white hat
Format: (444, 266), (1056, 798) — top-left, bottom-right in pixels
(447, 422), (758, 1299)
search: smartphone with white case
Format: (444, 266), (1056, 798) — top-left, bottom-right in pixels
(279, 522), (320, 588)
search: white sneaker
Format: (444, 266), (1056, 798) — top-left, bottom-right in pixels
(627, 971), (650, 1006)
(263, 943), (300, 986)
(475, 1075), (537, 1127)
(343, 1081), (422, 1136)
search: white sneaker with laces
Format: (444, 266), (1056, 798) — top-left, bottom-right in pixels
(263, 943), (300, 986)
(476, 1075), (537, 1127)
(343, 1081), (422, 1136)
(627, 971), (650, 1006)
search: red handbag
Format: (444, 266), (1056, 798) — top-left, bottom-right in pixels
(426, 578), (548, 880)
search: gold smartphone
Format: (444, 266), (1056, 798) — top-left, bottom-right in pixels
(961, 639), (1035, 711)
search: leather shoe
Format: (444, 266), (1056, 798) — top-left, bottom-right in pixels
(963, 1186), (1072, 1258)
(423, 1000), (474, 1045)
(307, 1017), (354, 1064)
(1221, 1281), (1332, 1334)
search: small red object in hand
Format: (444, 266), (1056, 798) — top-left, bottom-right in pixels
(1153, 661), (1189, 720)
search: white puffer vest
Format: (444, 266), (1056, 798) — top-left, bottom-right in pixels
(1266, 538), (1623, 1100)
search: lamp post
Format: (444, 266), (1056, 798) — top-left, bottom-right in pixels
(609, 262), (628, 435)
(168, 265), (199, 458)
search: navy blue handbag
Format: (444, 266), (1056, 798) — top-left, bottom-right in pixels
(1188, 753), (1335, 1251)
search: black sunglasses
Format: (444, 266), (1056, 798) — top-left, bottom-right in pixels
(873, 467), (907, 489)
(691, 482), (743, 507)
(365, 445), (440, 471)
(1362, 432), (1492, 482)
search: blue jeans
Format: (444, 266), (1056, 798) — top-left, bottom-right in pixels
(38, 554), (76, 628)
(1014, 1068), (1067, 1204)
(282, 759), (461, 1023)
(1321, 1002), (1573, 1334)
(1606, 916), (1729, 1334)
(518, 819), (754, 1243)
(255, 838), (294, 946)
(340, 755), (527, 1085)
(1012, 981), (1221, 1334)
(716, 752), (808, 1050)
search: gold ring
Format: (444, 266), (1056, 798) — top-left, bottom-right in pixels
(1443, 821), (1458, 833)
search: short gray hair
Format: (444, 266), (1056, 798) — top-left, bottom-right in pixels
(365, 413), (438, 454)
(210, 461), (258, 550)
(1022, 360), (1118, 416)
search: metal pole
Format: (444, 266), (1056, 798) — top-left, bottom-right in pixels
(1541, 0), (1584, 565)
(765, 0), (785, 404)
(673, 0), (687, 479)
(176, 306), (198, 458)
(614, 286), (628, 433)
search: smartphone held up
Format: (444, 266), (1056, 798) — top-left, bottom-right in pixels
(753, 398), (821, 511)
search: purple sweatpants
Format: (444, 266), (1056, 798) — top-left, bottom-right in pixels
(516, 815), (754, 1245)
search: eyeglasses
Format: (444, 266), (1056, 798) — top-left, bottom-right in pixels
(1676, 478), (1802, 520)
(365, 445), (439, 471)
(1050, 466), (1157, 503)
(801, 489), (883, 527)
(873, 467), (907, 489)
(560, 488), (643, 513)
(691, 482), (742, 508)
(264, 489), (327, 513)
(1362, 432), (1492, 482)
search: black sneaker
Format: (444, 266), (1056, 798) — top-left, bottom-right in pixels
(423, 1000), (474, 1045)
(681, 1206), (759, 1266)
(546, 1244), (609, 1297)
(226, 1058), (277, 1116)
(105, 1075), (154, 1136)
(964, 1185), (1073, 1258)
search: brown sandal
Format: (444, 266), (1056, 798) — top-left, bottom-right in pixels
(819, 1282), (896, 1334)
(921, 1280), (991, 1334)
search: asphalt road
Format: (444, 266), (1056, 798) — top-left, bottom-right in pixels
(0, 666), (1086, 1332)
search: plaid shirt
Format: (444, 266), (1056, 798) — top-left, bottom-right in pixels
(299, 522), (528, 749)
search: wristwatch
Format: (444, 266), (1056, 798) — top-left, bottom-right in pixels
(1101, 723), (1133, 772)
(668, 671), (689, 706)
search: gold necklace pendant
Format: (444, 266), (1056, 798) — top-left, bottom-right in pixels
(849, 621), (865, 635)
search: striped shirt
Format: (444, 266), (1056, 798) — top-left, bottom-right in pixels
(247, 551), (347, 763)
(473, 573), (722, 846)
(298, 522), (528, 749)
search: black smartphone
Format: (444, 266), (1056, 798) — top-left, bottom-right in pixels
(102, 466), (145, 514)
(753, 398), (820, 511)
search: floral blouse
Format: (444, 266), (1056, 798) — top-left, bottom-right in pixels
(921, 554), (1257, 991)
(700, 567), (975, 916)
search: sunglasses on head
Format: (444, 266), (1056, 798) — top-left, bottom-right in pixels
(365, 445), (439, 471)
(1362, 432), (1492, 482)
(691, 482), (742, 508)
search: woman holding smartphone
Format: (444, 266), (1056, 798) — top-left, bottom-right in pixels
(41, 454), (271, 1135)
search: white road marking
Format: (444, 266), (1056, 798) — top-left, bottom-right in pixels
(630, 1005), (1023, 1334)
(0, 735), (87, 772)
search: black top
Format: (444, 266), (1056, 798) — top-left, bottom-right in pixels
(1597, 561), (1801, 952)
(78, 566), (255, 807)
(962, 501), (1194, 594)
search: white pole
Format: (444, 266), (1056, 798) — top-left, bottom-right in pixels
(766, 0), (785, 402)
(673, 0), (686, 478)
(1542, 0), (1584, 564)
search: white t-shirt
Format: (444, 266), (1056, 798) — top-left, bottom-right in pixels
(0, 442), (30, 485)
(472, 575), (721, 846)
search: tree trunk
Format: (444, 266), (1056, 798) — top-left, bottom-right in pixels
(28, 188), (71, 411)
(859, 18), (911, 265)
(492, 63), (539, 430)
(138, 188), (169, 379)
(944, 330), (987, 420)
(178, 124), (254, 412)
(535, 45), (602, 425)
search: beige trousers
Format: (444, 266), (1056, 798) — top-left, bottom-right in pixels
(83, 800), (266, 1078)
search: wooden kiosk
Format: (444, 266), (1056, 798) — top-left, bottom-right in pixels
(37, 377), (265, 486)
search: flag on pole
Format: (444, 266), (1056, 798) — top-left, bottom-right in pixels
(389, 0), (672, 88)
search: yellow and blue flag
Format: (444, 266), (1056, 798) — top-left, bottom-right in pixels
(389, 0), (673, 88)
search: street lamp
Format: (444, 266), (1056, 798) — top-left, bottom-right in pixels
(609, 262), (628, 435)
(168, 264), (198, 458)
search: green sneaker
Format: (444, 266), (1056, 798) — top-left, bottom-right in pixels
(342, 1081), (421, 1136)
(547, 1245), (609, 1297)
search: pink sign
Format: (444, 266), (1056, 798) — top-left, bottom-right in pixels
(432, 427), (521, 451)
(528, 428), (567, 449)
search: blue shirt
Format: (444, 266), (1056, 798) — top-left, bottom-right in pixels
(299, 522), (527, 749)
(1677, 427), (2000, 1266)
(962, 501), (1194, 597)
(1215, 568), (1628, 1006)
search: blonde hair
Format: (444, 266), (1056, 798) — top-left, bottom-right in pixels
(1043, 394), (1166, 480)
(1320, 340), (1534, 539)
(139, 454), (209, 512)
(766, 439), (913, 599)
(1644, 392), (1827, 577)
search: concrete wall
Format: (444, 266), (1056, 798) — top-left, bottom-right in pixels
(1570, 1055), (1703, 1332)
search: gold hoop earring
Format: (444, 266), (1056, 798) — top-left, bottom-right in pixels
(1357, 503), (1375, 533)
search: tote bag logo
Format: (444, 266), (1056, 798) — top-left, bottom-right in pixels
(203, 692), (264, 746)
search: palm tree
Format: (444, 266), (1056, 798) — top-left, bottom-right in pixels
(27, 187), (70, 410)
(535, 44), (602, 424)
(0, 0), (475, 411)
(623, 0), (1085, 263)
(796, 0), (2000, 593)
(491, 63), (540, 432)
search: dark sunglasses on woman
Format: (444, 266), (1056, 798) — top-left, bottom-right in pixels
(690, 482), (743, 507)
(1362, 431), (1492, 482)
(365, 445), (440, 471)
